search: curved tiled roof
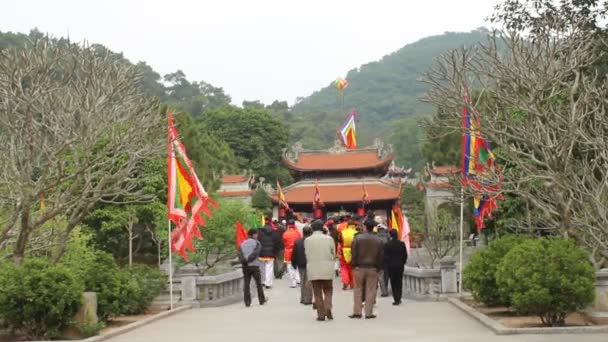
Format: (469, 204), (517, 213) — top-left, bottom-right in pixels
(221, 175), (249, 184)
(272, 182), (400, 204)
(218, 190), (254, 197)
(284, 151), (393, 172)
(429, 166), (460, 175)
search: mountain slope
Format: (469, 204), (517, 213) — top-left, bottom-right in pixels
(290, 28), (489, 150)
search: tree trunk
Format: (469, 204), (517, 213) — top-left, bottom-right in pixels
(12, 203), (31, 265)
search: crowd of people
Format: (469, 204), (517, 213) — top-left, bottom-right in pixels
(237, 212), (408, 321)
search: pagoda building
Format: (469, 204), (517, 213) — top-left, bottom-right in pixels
(271, 140), (410, 220)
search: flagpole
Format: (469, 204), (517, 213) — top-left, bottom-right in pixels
(168, 219), (174, 310)
(458, 186), (464, 295)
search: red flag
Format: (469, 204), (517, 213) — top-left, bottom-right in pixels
(235, 220), (248, 250)
(167, 112), (217, 260)
(276, 180), (290, 210)
(313, 179), (324, 208)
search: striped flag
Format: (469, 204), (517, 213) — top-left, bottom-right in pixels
(168, 113), (217, 260)
(337, 111), (357, 149)
(461, 97), (502, 231)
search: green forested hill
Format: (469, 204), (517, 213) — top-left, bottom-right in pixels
(290, 28), (489, 168)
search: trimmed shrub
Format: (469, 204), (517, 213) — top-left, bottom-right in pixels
(63, 250), (124, 321)
(496, 238), (595, 327)
(0, 259), (83, 340)
(463, 235), (526, 306)
(119, 264), (167, 315)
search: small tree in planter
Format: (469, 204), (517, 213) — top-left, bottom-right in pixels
(496, 238), (595, 327)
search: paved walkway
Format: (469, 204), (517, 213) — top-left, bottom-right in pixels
(108, 278), (606, 342)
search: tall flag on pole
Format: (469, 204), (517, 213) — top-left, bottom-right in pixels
(461, 96), (502, 231)
(313, 179), (324, 208)
(276, 180), (289, 210)
(338, 111), (357, 150)
(335, 78), (348, 91)
(167, 113), (217, 260)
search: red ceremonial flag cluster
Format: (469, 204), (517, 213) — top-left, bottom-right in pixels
(167, 113), (217, 260)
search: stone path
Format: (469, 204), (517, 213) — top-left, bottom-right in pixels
(108, 278), (607, 342)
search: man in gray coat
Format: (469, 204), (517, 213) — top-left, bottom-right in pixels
(304, 220), (336, 321)
(238, 228), (267, 307)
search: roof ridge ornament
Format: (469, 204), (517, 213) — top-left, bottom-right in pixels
(328, 139), (347, 154)
(283, 141), (304, 163)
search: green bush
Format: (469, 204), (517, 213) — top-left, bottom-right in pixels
(119, 264), (167, 315)
(496, 238), (596, 327)
(63, 250), (124, 321)
(463, 235), (526, 306)
(0, 259), (83, 340)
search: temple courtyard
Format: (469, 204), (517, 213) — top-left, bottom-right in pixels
(107, 279), (607, 342)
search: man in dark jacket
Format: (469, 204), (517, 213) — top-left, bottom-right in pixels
(291, 225), (313, 305)
(238, 228), (266, 307)
(258, 223), (281, 288)
(384, 229), (408, 305)
(349, 219), (384, 319)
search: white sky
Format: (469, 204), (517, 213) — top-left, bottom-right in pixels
(1, 0), (500, 105)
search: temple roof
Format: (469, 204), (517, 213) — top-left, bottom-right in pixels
(283, 140), (394, 173)
(272, 180), (400, 204)
(429, 166), (460, 175)
(218, 190), (254, 197)
(221, 175), (250, 184)
(284, 150), (393, 172)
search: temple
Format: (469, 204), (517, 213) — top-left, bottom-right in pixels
(271, 140), (411, 220)
(217, 174), (255, 204)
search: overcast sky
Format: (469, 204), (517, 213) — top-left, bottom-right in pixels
(2, 0), (501, 105)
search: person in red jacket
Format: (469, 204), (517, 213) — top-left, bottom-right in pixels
(283, 219), (303, 288)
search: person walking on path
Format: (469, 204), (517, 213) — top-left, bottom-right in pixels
(305, 220), (336, 321)
(375, 224), (390, 297)
(258, 221), (281, 289)
(349, 219), (384, 319)
(292, 225), (313, 305)
(384, 229), (408, 305)
(237, 228), (267, 307)
(283, 219), (303, 288)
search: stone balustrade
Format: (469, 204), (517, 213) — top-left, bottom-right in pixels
(153, 264), (244, 309)
(590, 269), (608, 318)
(403, 256), (457, 301)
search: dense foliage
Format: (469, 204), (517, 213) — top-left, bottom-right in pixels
(251, 188), (273, 211)
(0, 259), (83, 340)
(496, 238), (595, 326)
(463, 235), (526, 306)
(63, 251), (125, 321)
(120, 264), (167, 315)
(187, 200), (257, 272)
(198, 106), (291, 184)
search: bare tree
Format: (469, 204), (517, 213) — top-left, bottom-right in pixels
(422, 0), (608, 267)
(0, 38), (163, 264)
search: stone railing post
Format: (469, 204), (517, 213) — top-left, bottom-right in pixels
(591, 269), (608, 317)
(440, 256), (457, 294)
(179, 264), (200, 307)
